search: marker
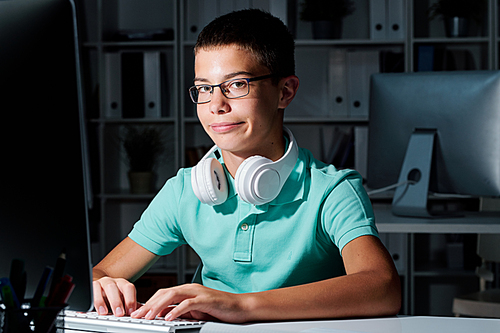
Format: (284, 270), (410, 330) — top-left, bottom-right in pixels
(48, 250), (66, 297)
(46, 274), (75, 307)
(9, 259), (26, 304)
(37, 275), (74, 333)
(32, 266), (53, 307)
(0, 277), (20, 308)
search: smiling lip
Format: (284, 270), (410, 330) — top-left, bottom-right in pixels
(210, 122), (244, 133)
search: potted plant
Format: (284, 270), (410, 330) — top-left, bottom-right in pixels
(300, 0), (355, 39)
(428, 0), (487, 37)
(121, 126), (165, 194)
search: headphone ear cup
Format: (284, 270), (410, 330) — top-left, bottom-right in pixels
(235, 156), (280, 205)
(191, 158), (228, 205)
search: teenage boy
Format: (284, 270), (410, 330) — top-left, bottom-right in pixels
(93, 9), (401, 323)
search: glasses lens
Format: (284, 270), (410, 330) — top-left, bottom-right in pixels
(222, 79), (249, 99)
(190, 85), (212, 103)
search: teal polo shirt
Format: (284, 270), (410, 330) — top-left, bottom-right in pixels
(129, 147), (378, 293)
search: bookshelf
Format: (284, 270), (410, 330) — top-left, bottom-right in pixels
(80, 0), (185, 287)
(79, 0), (499, 314)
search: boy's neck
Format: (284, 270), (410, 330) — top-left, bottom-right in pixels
(221, 134), (286, 178)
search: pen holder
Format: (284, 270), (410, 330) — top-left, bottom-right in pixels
(0, 304), (66, 333)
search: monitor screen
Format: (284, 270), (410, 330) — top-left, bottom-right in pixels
(0, 0), (92, 311)
(367, 71), (500, 216)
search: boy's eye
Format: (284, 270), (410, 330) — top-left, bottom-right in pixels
(229, 80), (247, 90)
(198, 85), (211, 94)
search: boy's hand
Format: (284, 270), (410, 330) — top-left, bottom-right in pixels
(130, 283), (249, 323)
(93, 277), (138, 317)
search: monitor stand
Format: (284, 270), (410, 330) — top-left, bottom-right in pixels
(392, 129), (436, 218)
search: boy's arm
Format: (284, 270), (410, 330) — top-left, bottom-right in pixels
(93, 237), (159, 316)
(132, 235), (401, 322)
(244, 234), (401, 320)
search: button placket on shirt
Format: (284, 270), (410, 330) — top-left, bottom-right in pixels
(233, 204), (268, 262)
(233, 215), (255, 262)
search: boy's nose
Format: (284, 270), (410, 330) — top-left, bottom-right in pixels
(209, 88), (230, 114)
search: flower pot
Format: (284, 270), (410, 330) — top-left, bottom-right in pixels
(128, 171), (153, 194)
(444, 17), (469, 38)
(312, 20), (343, 39)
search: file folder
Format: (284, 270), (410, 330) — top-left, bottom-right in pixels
(104, 52), (122, 118)
(328, 49), (348, 117)
(144, 51), (161, 118)
(387, 0), (404, 40)
(347, 51), (379, 118)
(370, 0), (386, 39)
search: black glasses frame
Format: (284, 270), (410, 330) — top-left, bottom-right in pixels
(188, 74), (275, 104)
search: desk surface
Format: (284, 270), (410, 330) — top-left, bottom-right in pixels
(200, 316), (500, 333)
(373, 204), (500, 234)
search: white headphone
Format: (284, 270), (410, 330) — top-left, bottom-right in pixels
(191, 127), (299, 206)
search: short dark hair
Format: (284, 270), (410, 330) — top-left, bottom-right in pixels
(194, 9), (295, 79)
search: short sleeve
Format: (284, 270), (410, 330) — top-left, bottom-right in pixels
(321, 172), (378, 254)
(128, 169), (188, 256)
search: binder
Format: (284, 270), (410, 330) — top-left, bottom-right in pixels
(370, 0), (404, 40)
(417, 45), (435, 72)
(347, 51), (379, 118)
(103, 52), (122, 118)
(143, 51), (161, 118)
(370, 0), (386, 40)
(328, 49), (348, 117)
(386, 0), (404, 40)
(185, 0), (202, 41)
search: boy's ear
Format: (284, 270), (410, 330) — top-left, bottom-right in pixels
(278, 75), (299, 109)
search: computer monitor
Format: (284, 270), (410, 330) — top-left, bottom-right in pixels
(367, 71), (500, 217)
(0, 0), (93, 310)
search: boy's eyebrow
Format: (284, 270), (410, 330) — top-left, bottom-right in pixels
(193, 71), (255, 84)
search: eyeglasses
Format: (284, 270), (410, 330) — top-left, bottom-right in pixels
(188, 74), (275, 104)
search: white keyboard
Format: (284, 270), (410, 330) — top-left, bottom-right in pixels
(59, 310), (205, 332)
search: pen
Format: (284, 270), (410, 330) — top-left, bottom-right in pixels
(32, 266), (53, 308)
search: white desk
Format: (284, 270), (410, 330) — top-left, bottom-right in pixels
(372, 204), (500, 315)
(200, 316), (500, 333)
(374, 204), (500, 234)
